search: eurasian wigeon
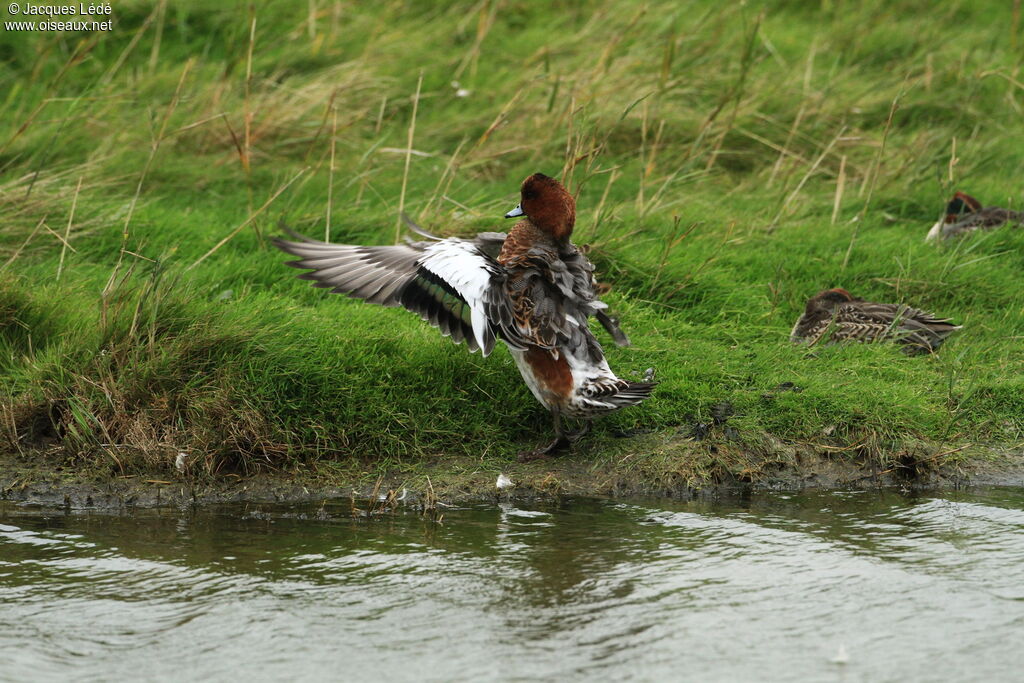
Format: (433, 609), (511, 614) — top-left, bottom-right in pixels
(926, 191), (1023, 241)
(274, 173), (654, 459)
(790, 288), (960, 354)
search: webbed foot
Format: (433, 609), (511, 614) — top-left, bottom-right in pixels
(517, 436), (571, 463)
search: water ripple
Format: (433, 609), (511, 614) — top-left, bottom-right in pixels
(3, 489), (1024, 681)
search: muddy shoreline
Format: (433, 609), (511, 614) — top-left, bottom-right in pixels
(3, 444), (1024, 510)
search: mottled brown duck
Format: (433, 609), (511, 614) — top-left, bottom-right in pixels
(790, 288), (960, 354)
(926, 191), (1023, 241)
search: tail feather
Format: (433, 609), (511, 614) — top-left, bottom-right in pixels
(595, 309), (631, 347)
(609, 381), (657, 407)
(900, 320), (962, 354)
(578, 380), (656, 414)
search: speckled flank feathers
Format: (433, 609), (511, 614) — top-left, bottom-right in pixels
(791, 288), (960, 354)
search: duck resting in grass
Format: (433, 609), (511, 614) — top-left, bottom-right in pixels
(790, 288), (960, 354)
(926, 191), (1023, 241)
(273, 173), (655, 460)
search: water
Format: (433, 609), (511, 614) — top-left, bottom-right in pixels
(2, 489), (1024, 682)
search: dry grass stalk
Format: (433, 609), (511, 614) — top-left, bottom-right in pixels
(188, 167), (308, 270)
(589, 168), (620, 242)
(326, 105), (337, 241)
(395, 73), (423, 243)
(100, 4), (159, 85)
(114, 58), (193, 268)
(56, 177), (83, 281)
(454, 0), (499, 81)
(767, 104), (806, 187)
(947, 136), (958, 184)
(843, 89), (901, 269)
(0, 217), (46, 272)
(421, 138), (467, 222)
(148, 0), (168, 73)
(0, 39), (97, 158)
(244, 10), (257, 177)
(771, 125), (846, 228)
(831, 155), (846, 225)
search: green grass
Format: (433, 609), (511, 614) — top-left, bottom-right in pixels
(0, 0), (1022, 483)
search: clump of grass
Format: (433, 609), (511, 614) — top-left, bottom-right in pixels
(0, 0), (1022, 485)
(0, 269), (291, 474)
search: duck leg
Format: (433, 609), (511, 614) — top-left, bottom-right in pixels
(517, 409), (571, 462)
(563, 419), (591, 443)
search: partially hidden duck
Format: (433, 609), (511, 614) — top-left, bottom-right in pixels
(790, 288), (960, 354)
(273, 173), (655, 459)
(926, 191), (1023, 241)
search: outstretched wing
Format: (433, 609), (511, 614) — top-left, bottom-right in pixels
(273, 231), (516, 356)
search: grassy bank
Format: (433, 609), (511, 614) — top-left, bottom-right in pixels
(1, 0), (1022, 489)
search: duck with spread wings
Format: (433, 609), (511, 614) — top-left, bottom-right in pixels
(273, 173), (654, 460)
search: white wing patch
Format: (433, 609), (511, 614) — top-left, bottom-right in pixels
(275, 231), (516, 356)
(418, 239), (503, 355)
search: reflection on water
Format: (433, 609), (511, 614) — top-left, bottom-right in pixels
(3, 489), (1024, 682)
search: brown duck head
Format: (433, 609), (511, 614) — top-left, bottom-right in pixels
(806, 288), (856, 314)
(504, 173), (576, 242)
(927, 191), (983, 241)
(791, 288), (858, 341)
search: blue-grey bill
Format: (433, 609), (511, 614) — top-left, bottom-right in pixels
(504, 204), (523, 218)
